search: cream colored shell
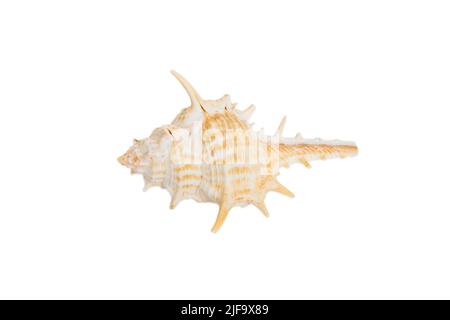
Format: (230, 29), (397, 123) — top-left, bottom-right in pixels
(118, 71), (358, 232)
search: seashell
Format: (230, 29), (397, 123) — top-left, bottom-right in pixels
(118, 71), (358, 233)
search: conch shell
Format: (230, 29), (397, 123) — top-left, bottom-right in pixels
(118, 71), (358, 232)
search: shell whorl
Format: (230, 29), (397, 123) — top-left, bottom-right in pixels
(118, 71), (358, 232)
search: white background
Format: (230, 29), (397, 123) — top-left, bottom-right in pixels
(1, 1), (449, 299)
